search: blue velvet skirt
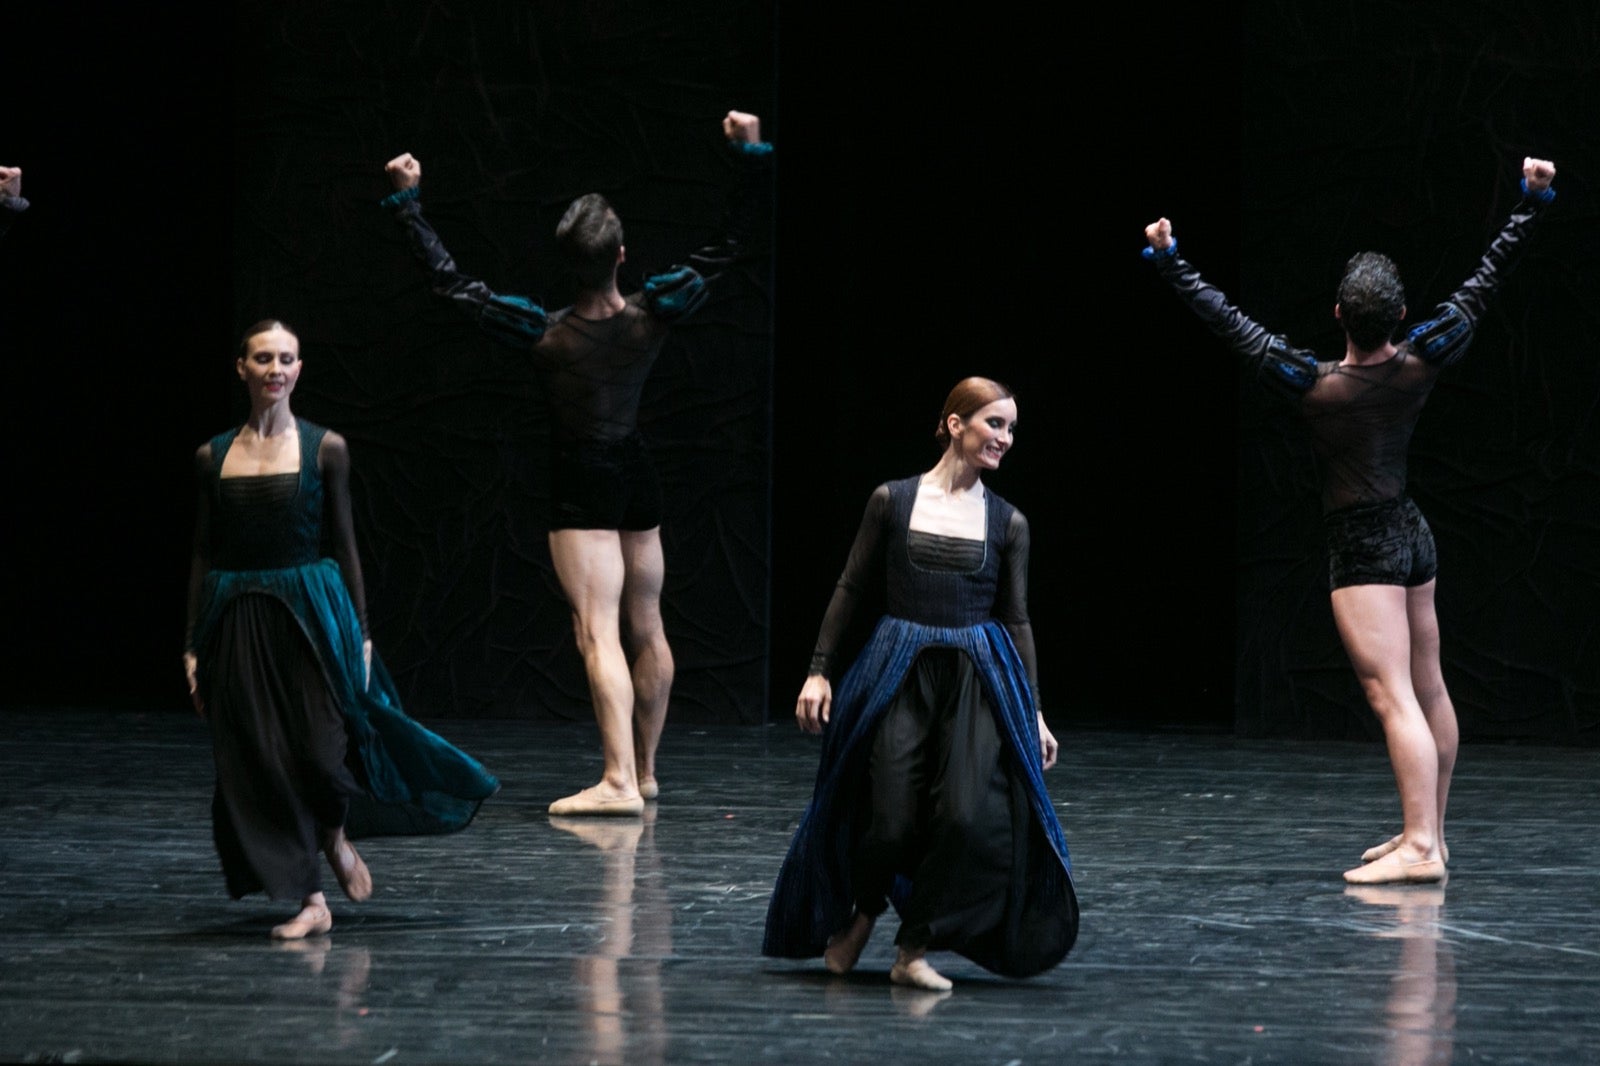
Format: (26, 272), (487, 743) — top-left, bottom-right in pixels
(762, 617), (1078, 977)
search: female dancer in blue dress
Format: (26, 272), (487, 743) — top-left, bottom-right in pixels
(764, 377), (1078, 990)
(184, 319), (499, 938)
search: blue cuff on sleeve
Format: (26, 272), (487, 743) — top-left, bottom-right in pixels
(643, 265), (709, 321)
(731, 140), (774, 158)
(380, 185), (421, 210)
(1141, 240), (1178, 260)
(1520, 177), (1556, 204)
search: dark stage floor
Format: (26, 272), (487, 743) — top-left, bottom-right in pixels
(2, 710), (1597, 1064)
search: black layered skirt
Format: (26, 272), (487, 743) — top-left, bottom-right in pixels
(205, 593), (362, 900)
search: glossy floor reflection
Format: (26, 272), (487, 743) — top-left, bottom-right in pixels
(2, 710), (1597, 1064)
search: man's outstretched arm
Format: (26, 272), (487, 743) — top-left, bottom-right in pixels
(381, 153), (549, 349)
(1408, 156), (1557, 368)
(1142, 216), (1318, 395)
(642, 110), (775, 322)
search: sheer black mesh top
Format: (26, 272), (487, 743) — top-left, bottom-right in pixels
(387, 141), (773, 444)
(1148, 190), (1551, 512)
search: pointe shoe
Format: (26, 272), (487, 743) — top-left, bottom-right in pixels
(1343, 851), (1446, 886)
(823, 915), (874, 975)
(1362, 835), (1449, 866)
(325, 837), (373, 902)
(890, 956), (953, 992)
(639, 779), (659, 801)
(271, 904), (333, 940)
(548, 787), (644, 817)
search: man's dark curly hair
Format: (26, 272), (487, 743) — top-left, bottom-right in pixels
(556, 193), (623, 290)
(1336, 252), (1406, 351)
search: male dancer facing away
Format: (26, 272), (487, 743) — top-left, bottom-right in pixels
(1143, 156), (1555, 884)
(383, 111), (771, 815)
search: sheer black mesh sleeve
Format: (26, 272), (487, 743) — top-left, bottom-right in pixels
(384, 186), (550, 349)
(1147, 244), (1320, 396)
(319, 432), (369, 639)
(1408, 191), (1553, 368)
(993, 508), (1041, 713)
(808, 484), (891, 677)
(183, 443), (213, 653)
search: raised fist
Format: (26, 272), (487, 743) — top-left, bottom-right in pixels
(385, 153), (421, 192)
(1522, 157), (1556, 194)
(722, 111), (761, 145)
(1144, 217), (1173, 251)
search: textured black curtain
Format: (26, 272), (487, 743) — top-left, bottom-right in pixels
(772, 2), (1598, 742)
(229, 1), (777, 722)
(1225, 2), (1599, 741)
(5, 2), (1594, 741)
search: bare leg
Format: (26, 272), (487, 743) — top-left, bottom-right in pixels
(272, 891), (332, 940)
(890, 947), (953, 991)
(621, 528), (673, 800)
(1361, 581), (1457, 867)
(1407, 580), (1457, 861)
(823, 912), (875, 975)
(548, 529), (643, 816)
(1330, 584), (1445, 885)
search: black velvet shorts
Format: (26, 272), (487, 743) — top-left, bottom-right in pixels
(1323, 496), (1438, 590)
(550, 433), (663, 531)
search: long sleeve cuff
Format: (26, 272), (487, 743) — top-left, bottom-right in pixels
(1520, 178), (1556, 204)
(380, 185), (421, 210)
(731, 139), (774, 159)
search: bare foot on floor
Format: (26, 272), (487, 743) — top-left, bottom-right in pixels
(1343, 849), (1446, 885)
(823, 912), (875, 975)
(890, 950), (953, 991)
(1363, 833), (1449, 865)
(271, 903), (332, 940)
(324, 831), (372, 902)
(638, 777), (659, 801)
(548, 783), (644, 817)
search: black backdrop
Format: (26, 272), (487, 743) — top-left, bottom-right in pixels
(4, 3), (1596, 741)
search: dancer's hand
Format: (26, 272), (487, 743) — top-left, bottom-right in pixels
(723, 111), (761, 145)
(1144, 217), (1173, 251)
(363, 640), (373, 689)
(1523, 157), (1556, 194)
(796, 674), (832, 734)
(385, 153), (421, 191)
(182, 651), (205, 718)
(0, 166), (20, 201)
(1037, 712), (1058, 770)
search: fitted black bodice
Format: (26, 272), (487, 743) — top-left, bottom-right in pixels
(884, 478), (1011, 627)
(206, 424), (328, 570)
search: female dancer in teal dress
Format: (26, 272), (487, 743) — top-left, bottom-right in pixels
(764, 378), (1078, 990)
(184, 320), (498, 939)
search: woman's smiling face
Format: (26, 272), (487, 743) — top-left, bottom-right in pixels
(949, 397), (1017, 470)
